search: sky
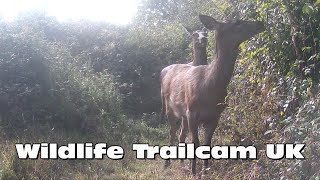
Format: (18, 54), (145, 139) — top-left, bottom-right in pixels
(0, 0), (141, 24)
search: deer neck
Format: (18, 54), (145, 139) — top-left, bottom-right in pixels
(207, 37), (239, 91)
(192, 45), (207, 65)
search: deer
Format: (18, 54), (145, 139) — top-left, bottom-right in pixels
(159, 28), (208, 164)
(160, 15), (265, 175)
(159, 27), (208, 128)
(160, 27), (208, 118)
(184, 27), (208, 66)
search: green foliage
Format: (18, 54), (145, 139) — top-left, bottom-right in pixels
(132, 0), (320, 177)
(0, 14), (124, 141)
(135, 0), (214, 27)
(209, 0), (320, 178)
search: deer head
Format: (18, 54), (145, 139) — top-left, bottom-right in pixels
(184, 27), (208, 47)
(199, 15), (265, 47)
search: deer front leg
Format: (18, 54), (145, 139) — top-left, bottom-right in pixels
(187, 110), (199, 175)
(203, 120), (218, 170)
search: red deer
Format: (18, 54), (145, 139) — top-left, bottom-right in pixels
(184, 27), (208, 66)
(160, 27), (208, 123)
(159, 28), (208, 161)
(160, 15), (265, 175)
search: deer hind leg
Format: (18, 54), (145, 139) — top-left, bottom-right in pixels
(187, 111), (199, 175)
(203, 117), (219, 173)
(179, 117), (188, 163)
(164, 112), (180, 168)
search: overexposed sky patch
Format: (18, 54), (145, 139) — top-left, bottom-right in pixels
(0, 0), (140, 24)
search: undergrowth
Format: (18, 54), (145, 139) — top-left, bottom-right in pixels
(0, 121), (169, 179)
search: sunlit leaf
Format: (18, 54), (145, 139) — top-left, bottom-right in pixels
(302, 47), (311, 52)
(302, 4), (314, 14)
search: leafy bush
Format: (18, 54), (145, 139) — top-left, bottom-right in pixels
(0, 15), (123, 141)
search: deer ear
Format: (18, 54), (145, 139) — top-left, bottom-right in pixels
(183, 26), (193, 35)
(199, 15), (220, 30)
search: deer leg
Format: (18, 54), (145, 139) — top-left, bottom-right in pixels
(179, 117), (188, 163)
(179, 117), (188, 143)
(164, 113), (179, 168)
(190, 125), (199, 175)
(187, 111), (199, 175)
(203, 118), (219, 173)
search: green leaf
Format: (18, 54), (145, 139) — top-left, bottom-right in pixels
(310, 176), (320, 180)
(302, 47), (311, 52)
(302, 4), (314, 14)
(315, 0), (320, 6)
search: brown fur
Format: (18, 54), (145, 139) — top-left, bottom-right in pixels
(187, 28), (208, 66)
(160, 15), (265, 175)
(160, 28), (208, 123)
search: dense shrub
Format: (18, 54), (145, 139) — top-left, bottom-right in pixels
(0, 16), (123, 140)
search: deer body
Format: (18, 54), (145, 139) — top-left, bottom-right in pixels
(160, 15), (265, 175)
(162, 64), (227, 119)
